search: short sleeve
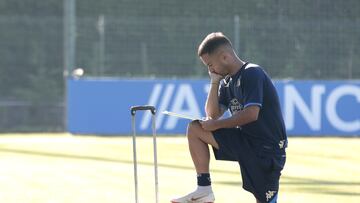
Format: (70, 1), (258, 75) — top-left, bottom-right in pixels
(241, 67), (264, 108)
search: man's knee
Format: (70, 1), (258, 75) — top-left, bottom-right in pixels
(187, 120), (202, 138)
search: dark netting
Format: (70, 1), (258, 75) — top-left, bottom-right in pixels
(0, 0), (359, 131)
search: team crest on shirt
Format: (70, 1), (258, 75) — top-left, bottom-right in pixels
(229, 98), (243, 113)
(265, 190), (277, 201)
(279, 140), (286, 149)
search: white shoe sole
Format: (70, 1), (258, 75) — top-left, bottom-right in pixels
(171, 193), (215, 203)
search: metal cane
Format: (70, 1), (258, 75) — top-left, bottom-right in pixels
(130, 105), (158, 203)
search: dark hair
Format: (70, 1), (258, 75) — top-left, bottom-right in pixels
(197, 32), (232, 56)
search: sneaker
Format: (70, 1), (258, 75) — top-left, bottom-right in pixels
(170, 191), (215, 203)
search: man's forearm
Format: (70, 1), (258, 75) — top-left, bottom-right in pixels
(216, 106), (259, 128)
(205, 83), (221, 119)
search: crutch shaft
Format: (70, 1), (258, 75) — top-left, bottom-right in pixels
(130, 105), (158, 203)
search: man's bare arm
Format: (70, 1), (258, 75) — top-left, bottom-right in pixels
(200, 105), (260, 131)
(205, 72), (225, 119)
(216, 105), (260, 128)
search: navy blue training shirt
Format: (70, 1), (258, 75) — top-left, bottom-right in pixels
(218, 62), (287, 146)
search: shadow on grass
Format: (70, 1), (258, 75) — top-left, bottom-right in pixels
(215, 176), (360, 197)
(289, 186), (360, 196)
(2, 147), (360, 197)
(215, 177), (360, 186)
(0, 147), (237, 174)
(289, 151), (359, 161)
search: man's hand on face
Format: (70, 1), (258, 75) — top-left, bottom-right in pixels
(209, 70), (224, 84)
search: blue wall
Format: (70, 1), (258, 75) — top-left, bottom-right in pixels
(67, 78), (360, 136)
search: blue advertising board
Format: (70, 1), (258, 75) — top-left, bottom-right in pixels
(67, 78), (360, 136)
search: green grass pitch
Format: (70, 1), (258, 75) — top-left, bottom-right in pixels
(0, 134), (359, 203)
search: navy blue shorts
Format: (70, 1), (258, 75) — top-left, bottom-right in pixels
(212, 128), (286, 203)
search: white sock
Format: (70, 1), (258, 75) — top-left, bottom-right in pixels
(196, 185), (212, 193)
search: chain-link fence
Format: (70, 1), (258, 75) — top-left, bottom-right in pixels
(0, 0), (359, 132)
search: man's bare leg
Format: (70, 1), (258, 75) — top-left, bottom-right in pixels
(187, 120), (219, 173)
(170, 120), (218, 203)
